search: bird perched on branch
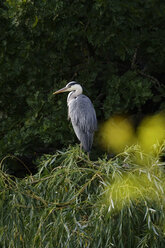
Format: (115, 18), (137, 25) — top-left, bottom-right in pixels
(53, 81), (97, 155)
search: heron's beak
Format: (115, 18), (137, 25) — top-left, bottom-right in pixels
(53, 86), (68, 95)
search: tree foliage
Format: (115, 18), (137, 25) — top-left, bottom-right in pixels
(0, 0), (165, 158)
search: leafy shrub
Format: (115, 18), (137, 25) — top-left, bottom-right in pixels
(0, 144), (165, 247)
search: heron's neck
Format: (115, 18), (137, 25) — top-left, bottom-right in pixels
(67, 87), (83, 104)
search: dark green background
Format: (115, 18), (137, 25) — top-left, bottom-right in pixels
(0, 0), (165, 162)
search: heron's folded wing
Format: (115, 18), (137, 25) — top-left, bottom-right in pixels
(68, 95), (97, 133)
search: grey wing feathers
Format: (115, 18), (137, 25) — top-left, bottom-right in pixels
(72, 125), (94, 152)
(68, 95), (97, 133)
(68, 95), (97, 152)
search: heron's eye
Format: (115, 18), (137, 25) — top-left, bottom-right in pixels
(69, 83), (75, 87)
(66, 82), (77, 88)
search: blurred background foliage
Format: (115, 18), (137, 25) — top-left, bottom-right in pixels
(99, 112), (165, 154)
(0, 0), (165, 163)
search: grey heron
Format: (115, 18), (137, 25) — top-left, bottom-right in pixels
(53, 81), (97, 154)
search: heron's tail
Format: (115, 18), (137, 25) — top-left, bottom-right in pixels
(72, 124), (94, 153)
(81, 132), (93, 153)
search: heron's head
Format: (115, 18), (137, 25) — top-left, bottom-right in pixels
(53, 81), (83, 95)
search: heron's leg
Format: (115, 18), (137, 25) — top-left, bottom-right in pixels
(87, 152), (90, 160)
(79, 144), (90, 159)
(79, 143), (83, 156)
